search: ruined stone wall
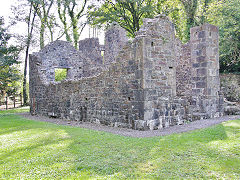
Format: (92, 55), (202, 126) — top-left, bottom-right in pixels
(78, 38), (103, 77)
(29, 15), (224, 131)
(135, 15), (187, 129)
(78, 26), (128, 77)
(176, 41), (192, 97)
(32, 40), (85, 82)
(190, 24), (224, 119)
(79, 38), (103, 64)
(30, 39), (146, 129)
(104, 24), (128, 65)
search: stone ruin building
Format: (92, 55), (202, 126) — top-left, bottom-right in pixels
(29, 15), (224, 130)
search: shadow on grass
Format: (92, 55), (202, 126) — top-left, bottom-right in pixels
(0, 114), (39, 136)
(132, 124), (240, 179)
(61, 123), (230, 178)
(0, 114), (239, 179)
(0, 136), (70, 165)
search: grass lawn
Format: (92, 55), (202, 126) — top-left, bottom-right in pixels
(0, 106), (30, 114)
(0, 109), (239, 179)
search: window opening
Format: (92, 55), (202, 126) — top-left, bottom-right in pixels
(55, 68), (68, 81)
(101, 50), (105, 64)
(101, 50), (105, 57)
(195, 32), (198, 37)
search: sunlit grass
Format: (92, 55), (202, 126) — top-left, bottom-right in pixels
(0, 114), (239, 179)
(0, 106), (29, 114)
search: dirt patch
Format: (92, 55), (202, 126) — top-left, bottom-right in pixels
(18, 113), (240, 138)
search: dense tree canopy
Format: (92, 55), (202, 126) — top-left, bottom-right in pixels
(208, 0), (240, 73)
(0, 17), (21, 97)
(0, 18), (19, 67)
(88, 0), (154, 37)
(88, 0), (211, 41)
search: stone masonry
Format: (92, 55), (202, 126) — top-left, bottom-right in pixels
(29, 15), (224, 130)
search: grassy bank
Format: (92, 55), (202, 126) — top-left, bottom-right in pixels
(0, 109), (239, 179)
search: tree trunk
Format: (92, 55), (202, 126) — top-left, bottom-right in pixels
(23, 48), (29, 106)
(14, 96), (16, 108)
(23, 4), (36, 106)
(72, 20), (79, 49)
(20, 93), (22, 106)
(40, 22), (45, 49)
(5, 96), (8, 110)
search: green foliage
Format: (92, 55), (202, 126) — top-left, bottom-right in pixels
(55, 68), (68, 82)
(155, 0), (187, 41)
(57, 0), (87, 49)
(88, 0), (155, 38)
(179, 0), (199, 41)
(0, 17), (19, 67)
(208, 0), (240, 73)
(0, 17), (21, 97)
(0, 66), (22, 96)
(29, 0), (55, 49)
(87, 0), (212, 41)
(0, 115), (239, 179)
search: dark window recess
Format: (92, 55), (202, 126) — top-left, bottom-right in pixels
(128, 97), (131, 101)
(151, 42), (154, 47)
(209, 32), (212, 37)
(169, 67), (173, 69)
(85, 98), (88, 101)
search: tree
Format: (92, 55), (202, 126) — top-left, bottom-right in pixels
(31, 0), (55, 49)
(57, 0), (71, 42)
(207, 0), (240, 73)
(155, 0), (212, 42)
(155, 0), (186, 41)
(23, 2), (37, 106)
(57, 0), (87, 49)
(179, 0), (198, 41)
(200, 0), (212, 24)
(0, 17), (21, 99)
(0, 18), (19, 67)
(11, 0), (38, 106)
(0, 66), (22, 98)
(88, 0), (154, 38)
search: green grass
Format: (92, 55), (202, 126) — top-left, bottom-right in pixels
(0, 106), (30, 114)
(0, 111), (239, 179)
